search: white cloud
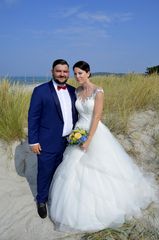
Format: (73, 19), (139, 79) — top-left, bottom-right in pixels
(51, 6), (132, 25)
(62, 6), (81, 18)
(77, 12), (111, 23)
(112, 12), (133, 22)
(51, 6), (81, 19)
(33, 7), (132, 45)
(28, 23), (109, 47)
(76, 11), (133, 24)
(55, 24), (109, 43)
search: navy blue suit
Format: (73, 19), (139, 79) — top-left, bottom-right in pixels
(28, 80), (78, 203)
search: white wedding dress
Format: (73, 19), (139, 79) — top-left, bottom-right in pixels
(49, 88), (158, 233)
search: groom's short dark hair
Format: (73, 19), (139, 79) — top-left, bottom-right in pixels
(52, 59), (69, 69)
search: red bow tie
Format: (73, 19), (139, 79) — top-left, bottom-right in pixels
(57, 85), (67, 90)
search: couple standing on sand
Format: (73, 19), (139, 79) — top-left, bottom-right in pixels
(28, 59), (158, 232)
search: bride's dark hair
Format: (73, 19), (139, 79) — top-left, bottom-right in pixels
(73, 61), (91, 77)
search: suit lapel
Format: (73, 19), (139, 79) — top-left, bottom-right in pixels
(48, 80), (64, 122)
(67, 84), (77, 126)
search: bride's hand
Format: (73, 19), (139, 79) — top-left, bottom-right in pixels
(80, 139), (91, 152)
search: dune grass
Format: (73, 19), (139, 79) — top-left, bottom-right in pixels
(82, 219), (159, 240)
(0, 74), (159, 141)
(82, 203), (159, 240)
(91, 74), (159, 133)
(0, 79), (31, 142)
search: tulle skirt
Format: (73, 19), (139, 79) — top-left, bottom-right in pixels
(49, 122), (158, 232)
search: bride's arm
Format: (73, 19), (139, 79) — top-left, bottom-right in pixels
(81, 89), (104, 151)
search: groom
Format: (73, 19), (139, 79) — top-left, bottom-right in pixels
(28, 59), (78, 218)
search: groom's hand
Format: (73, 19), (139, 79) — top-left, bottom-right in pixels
(31, 144), (42, 154)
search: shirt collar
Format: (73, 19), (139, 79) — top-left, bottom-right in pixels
(52, 79), (66, 88)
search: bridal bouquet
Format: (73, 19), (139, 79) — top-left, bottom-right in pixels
(67, 128), (88, 145)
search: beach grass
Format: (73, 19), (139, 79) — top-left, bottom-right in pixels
(81, 203), (159, 240)
(82, 220), (159, 240)
(0, 79), (31, 142)
(0, 73), (159, 141)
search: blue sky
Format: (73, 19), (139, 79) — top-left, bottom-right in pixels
(0, 0), (159, 76)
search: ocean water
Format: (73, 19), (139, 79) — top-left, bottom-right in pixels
(0, 76), (51, 85)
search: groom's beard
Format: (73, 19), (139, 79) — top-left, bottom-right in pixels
(53, 78), (68, 85)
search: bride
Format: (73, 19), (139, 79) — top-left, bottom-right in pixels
(49, 60), (158, 232)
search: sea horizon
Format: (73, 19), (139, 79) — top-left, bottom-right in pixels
(0, 71), (143, 85)
(0, 76), (51, 85)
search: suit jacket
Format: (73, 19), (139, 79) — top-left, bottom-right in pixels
(28, 80), (78, 153)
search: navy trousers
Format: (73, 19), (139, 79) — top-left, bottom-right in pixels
(36, 138), (67, 203)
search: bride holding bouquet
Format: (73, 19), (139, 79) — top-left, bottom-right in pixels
(49, 60), (158, 233)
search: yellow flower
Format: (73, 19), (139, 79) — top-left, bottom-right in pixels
(74, 132), (82, 139)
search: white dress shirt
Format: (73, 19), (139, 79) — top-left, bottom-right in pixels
(53, 81), (73, 136)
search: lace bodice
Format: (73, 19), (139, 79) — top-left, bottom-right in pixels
(75, 87), (104, 130)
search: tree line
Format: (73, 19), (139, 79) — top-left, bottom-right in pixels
(146, 65), (159, 75)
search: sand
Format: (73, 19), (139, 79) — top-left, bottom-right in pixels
(0, 140), (82, 240)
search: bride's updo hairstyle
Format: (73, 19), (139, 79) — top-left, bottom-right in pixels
(73, 60), (91, 77)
